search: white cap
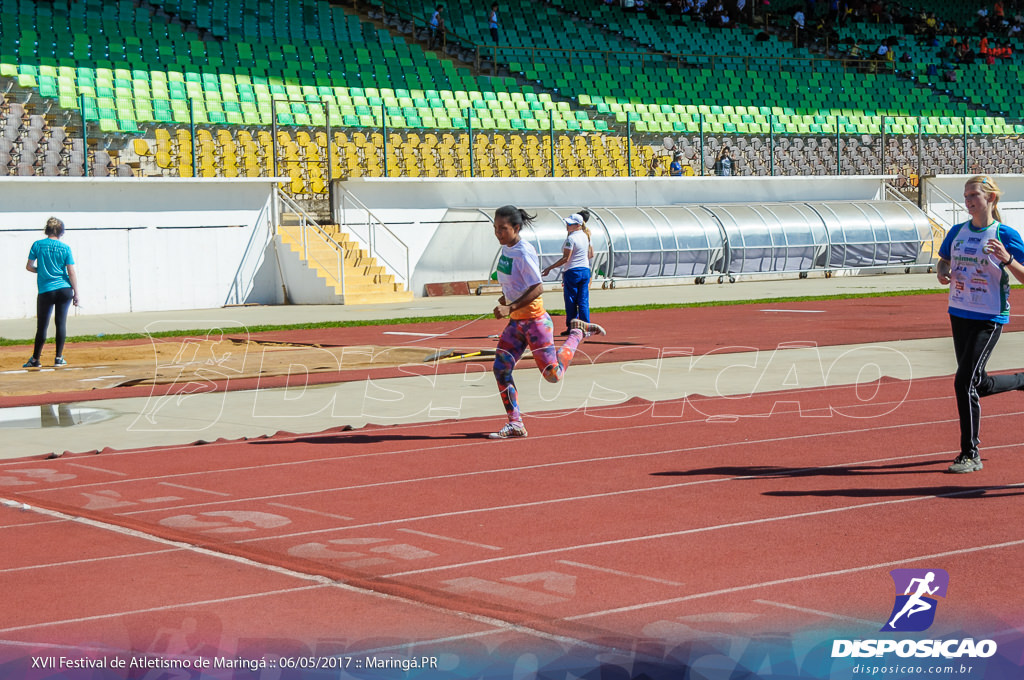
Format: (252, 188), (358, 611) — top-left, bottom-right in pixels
(564, 213), (585, 226)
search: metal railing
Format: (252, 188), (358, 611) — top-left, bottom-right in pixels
(277, 187), (347, 296)
(335, 184), (411, 290)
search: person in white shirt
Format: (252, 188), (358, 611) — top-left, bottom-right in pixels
(542, 210), (595, 335)
(489, 205), (606, 439)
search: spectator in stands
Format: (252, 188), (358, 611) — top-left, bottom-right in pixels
(488, 3), (499, 44)
(23, 217), (79, 369)
(669, 152), (684, 176)
(714, 146), (735, 175)
(428, 4), (445, 49)
(793, 8), (806, 46)
(874, 41), (889, 62)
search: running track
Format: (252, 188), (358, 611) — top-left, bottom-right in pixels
(2, 298), (1024, 678)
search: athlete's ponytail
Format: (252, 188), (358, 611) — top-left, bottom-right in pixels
(495, 205), (536, 230)
(578, 209), (591, 242)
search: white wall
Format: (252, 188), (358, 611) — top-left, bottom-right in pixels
(0, 178), (283, 319)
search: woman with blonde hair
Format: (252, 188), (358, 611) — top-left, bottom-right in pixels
(936, 175), (1024, 472)
(24, 217), (79, 368)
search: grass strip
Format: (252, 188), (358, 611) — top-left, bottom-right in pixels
(0, 288), (946, 347)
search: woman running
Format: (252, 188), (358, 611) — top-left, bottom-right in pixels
(542, 209), (594, 335)
(24, 216), (80, 368)
(936, 175), (1024, 472)
(490, 205), (605, 439)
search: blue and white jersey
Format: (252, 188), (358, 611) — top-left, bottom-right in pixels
(939, 219), (1024, 324)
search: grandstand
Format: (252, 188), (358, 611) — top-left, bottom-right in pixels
(0, 0), (1022, 190)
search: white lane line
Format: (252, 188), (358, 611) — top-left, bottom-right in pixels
(567, 538), (1024, 621)
(116, 410), (965, 517)
(234, 441), (992, 547)
(558, 560), (685, 587)
(753, 599), (881, 627)
(0, 549), (182, 574)
(158, 482), (231, 497)
(379, 482), (1024, 578)
(267, 502), (354, 521)
(0, 586), (327, 633)
(382, 331), (447, 337)
(0, 496), (607, 651)
(760, 309), (827, 314)
(66, 463), (129, 477)
(398, 528), (503, 551)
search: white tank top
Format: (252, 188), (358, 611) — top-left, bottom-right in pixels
(948, 220), (1009, 319)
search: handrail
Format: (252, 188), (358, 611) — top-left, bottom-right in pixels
(335, 185), (411, 289)
(923, 182), (963, 230)
(277, 188), (347, 296)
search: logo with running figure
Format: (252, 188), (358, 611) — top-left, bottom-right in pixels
(881, 569), (950, 632)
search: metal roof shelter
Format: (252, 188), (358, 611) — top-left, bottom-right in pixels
(515, 201), (933, 286)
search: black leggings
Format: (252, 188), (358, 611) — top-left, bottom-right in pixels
(33, 287), (74, 359)
(950, 314), (1024, 457)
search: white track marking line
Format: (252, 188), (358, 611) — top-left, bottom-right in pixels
(0, 375), (955, 470)
(567, 538), (1024, 621)
(760, 309), (827, 313)
(267, 502), (353, 521)
(0, 496), (611, 651)
(157, 482), (231, 496)
(382, 331), (447, 337)
(557, 560), (685, 587)
(41, 404), (968, 514)
(237, 441), (1015, 545)
(398, 528), (503, 551)
(0, 586), (327, 634)
(7, 389), (951, 497)
(66, 462), (129, 476)
(380, 483), (1024, 578)
(753, 599), (881, 627)
(0, 548), (182, 574)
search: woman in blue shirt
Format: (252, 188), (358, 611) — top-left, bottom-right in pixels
(936, 176), (1024, 472)
(24, 217), (80, 368)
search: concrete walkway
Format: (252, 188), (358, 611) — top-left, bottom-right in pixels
(0, 273), (982, 461)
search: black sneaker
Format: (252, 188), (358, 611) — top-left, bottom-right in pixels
(947, 455), (983, 473)
(22, 358), (41, 368)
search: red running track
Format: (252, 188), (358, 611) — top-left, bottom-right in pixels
(2, 374), (1024, 662)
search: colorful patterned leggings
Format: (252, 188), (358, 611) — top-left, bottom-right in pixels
(493, 313), (583, 423)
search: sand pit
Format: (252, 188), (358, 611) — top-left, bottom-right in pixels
(0, 334), (439, 397)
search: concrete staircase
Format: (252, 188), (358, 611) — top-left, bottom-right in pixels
(276, 222), (414, 304)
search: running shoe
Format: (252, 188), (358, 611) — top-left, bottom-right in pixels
(570, 319), (607, 336)
(54, 357), (68, 367)
(22, 358), (40, 368)
(488, 421), (528, 439)
(947, 455), (983, 473)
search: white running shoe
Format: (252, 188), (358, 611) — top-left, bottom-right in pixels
(570, 319), (606, 336)
(488, 421), (528, 439)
